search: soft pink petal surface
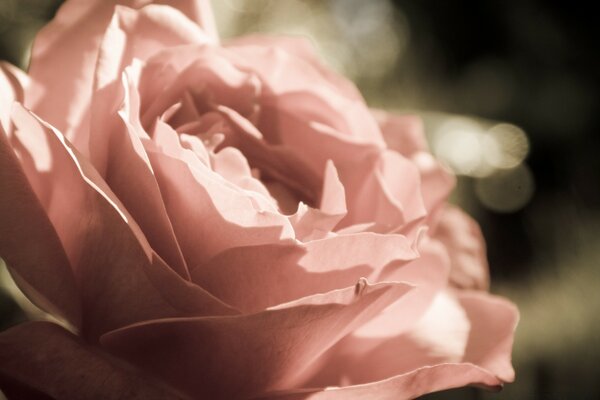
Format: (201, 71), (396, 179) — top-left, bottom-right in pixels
(0, 62), (28, 135)
(433, 205), (490, 290)
(10, 105), (234, 340)
(0, 2), (518, 398)
(374, 110), (456, 224)
(261, 292), (518, 400)
(190, 232), (417, 313)
(26, 0), (218, 145)
(0, 125), (80, 327)
(102, 280), (413, 399)
(0, 321), (190, 400)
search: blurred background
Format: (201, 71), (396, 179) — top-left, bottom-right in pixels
(1, 0), (599, 398)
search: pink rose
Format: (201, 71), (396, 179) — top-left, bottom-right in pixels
(0, 1), (518, 399)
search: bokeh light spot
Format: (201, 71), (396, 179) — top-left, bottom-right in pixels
(475, 164), (535, 213)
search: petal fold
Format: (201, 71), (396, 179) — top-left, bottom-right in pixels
(190, 232), (417, 313)
(102, 281), (414, 399)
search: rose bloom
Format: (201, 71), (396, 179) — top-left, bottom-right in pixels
(0, 1), (518, 399)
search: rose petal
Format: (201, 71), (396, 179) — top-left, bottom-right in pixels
(101, 280), (414, 399)
(0, 321), (190, 400)
(90, 4), (214, 172)
(268, 291), (517, 399)
(0, 125), (80, 327)
(340, 149), (426, 236)
(140, 49), (260, 128)
(217, 105), (322, 204)
(374, 110), (456, 222)
(304, 292), (472, 387)
(376, 150), (427, 228)
(145, 120), (295, 267)
(356, 238), (451, 338)
(255, 94), (384, 208)
(95, 64), (190, 278)
(225, 44), (384, 146)
(26, 0), (218, 144)
(457, 291), (518, 381)
(373, 111), (429, 155)
(228, 35), (363, 102)
(190, 232), (417, 313)
(289, 160), (347, 240)
(413, 151), (456, 222)
(211, 146), (274, 201)
(10, 105), (234, 340)
(258, 364), (503, 400)
(433, 205), (490, 290)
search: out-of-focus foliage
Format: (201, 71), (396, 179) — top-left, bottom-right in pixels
(0, 0), (63, 68)
(1, 1), (599, 399)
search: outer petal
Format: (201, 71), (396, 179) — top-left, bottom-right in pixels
(26, 0), (218, 144)
(373, 111), (429, 155)
(101, 280), (414, 400)
(227, 35), (363, 102)
(10, 105), (234, 340)
(190, 232), (417, 313)
(267, 292), (518, 400)
(339, 150), (426, 235)
(433, 205), (490, 290)
(259, 365), (503, 400)
(0, 125), (80, 327)
(357, 237), (451, 338)
(0, 321), (191, 400)
(225, 44), (384, 146)
(374, 110), (455, 222)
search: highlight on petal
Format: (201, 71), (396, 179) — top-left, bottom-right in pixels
(0, 321), (190, 400)
(265, 291), (518, 400)
(0, 62), (28, 135)
(101, 280), (414, 399)
(358, 237), (451, 338)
